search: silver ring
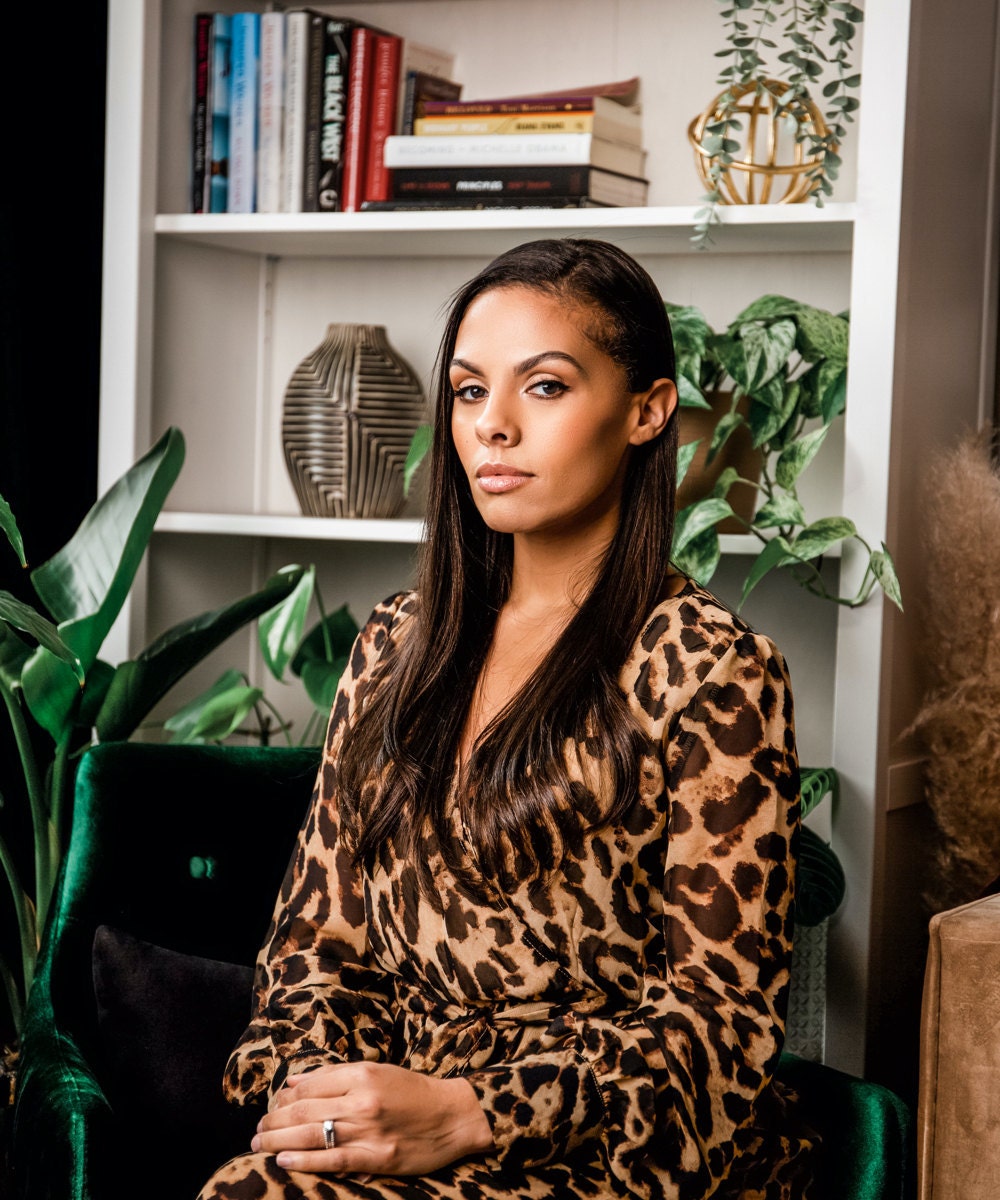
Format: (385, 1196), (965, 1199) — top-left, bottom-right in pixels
(322, 1118), (336, 1150)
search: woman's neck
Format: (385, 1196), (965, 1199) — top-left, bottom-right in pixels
(506, 520), (615, 617)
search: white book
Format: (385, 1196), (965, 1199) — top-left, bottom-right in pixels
(282, 11), (308, 214)
(256, 12), (285, 214)
(228, 12), (260, 213)
(382, 132), (647, 178)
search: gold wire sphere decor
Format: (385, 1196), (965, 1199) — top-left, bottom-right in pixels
(688, 79), (833, 205)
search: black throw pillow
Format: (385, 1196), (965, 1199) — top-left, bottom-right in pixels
(92, 924), (263, 1182)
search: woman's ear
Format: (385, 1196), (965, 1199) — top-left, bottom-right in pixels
(629, 378), (678, 446)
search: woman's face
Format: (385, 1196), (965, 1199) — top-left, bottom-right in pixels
(449, 286), (675, 542)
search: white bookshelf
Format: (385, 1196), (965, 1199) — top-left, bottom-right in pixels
(105, 0), (1000, 1093)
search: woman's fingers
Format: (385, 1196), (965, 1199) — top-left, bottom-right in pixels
(272, 1148), (379, 1176)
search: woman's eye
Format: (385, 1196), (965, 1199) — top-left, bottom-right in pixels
(452, 383), (487, 403)
(529, 378), (568, 398)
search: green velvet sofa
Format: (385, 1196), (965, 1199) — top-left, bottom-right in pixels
(10, 742), (913, 1200)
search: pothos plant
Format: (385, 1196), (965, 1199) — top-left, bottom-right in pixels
(0, 428), (304, 1037)
(668, 293), (900, 611)
(692, 0), (864, 249)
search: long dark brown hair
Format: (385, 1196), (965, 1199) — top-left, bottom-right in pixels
(337, 238), (678, 887)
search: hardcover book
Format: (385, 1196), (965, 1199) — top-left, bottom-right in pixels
(360, 196), (609, 211)
(399, 69), (463, 135)
(191, 13), (212, 213)
(256, 11), (285, 213)
(414, 93), (642, 146)
(207, 14), (232, 214)
(383, 131), (647, 178)
(301, 9), (327, 212)
(390, 163), (648, 207)
(362, 32), (403, 205)
(282, 10), (308, 212)
(228, 12), (260, 214)
(339, 24), (378, 213)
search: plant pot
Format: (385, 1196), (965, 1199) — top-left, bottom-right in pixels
(677, 390), (763, 534)
(282, 323), (427, 520)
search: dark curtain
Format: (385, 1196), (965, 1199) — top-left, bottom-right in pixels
(0, 2), (108, 1046)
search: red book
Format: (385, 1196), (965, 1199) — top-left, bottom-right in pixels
(363, 33), (402, 204)
(340, 26), (377, 212)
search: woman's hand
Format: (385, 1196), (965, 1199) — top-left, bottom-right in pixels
(251, 1062), (494, 1177)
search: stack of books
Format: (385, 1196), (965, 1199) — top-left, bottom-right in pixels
(190, 9), (461, 214)
(362, 78), (648, 211)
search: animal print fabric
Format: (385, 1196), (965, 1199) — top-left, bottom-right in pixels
(198, 581), (814, 1199)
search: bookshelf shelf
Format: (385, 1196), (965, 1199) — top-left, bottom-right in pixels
(155, 202), (855, 257)
(155, 512), (426, 543)
(153, 512), (799, 559)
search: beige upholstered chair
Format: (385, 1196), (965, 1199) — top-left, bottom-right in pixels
(918, 893), (1000, 1198)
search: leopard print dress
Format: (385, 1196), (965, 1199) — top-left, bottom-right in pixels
(198, 580), (814, 1199)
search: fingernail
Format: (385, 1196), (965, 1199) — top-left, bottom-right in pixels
(276, 1153), (295, 1168)
(250, 1135), (261, 1152)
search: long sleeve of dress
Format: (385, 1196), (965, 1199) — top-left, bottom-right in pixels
(461, 629), (801, 1197)
(222, 594), (409, 1105)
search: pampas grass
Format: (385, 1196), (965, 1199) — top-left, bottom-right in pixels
(907, 426), (1000, 914)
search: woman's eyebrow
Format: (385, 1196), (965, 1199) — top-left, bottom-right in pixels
(450, 351), (587, 376)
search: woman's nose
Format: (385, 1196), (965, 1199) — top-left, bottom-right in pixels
(475, 389), (520, 445)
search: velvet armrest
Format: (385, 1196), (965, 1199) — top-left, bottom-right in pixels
(10, 1018), (116, 1200)
(777, 1052), (913, 1200)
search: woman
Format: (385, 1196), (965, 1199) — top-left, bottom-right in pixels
(198, 238), (812, 1199)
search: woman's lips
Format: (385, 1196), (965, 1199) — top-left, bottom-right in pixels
(475, 464), (532, 494)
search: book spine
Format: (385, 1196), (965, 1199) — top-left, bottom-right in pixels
(256, 12), (284, 213)
(414, 112), (598, 137)
(340, 25), (377, 213)
(361, 197), (606, 211)
(383, 132), (594, 169)
(421, 97), (599, 116)
(228, 13), (260, 214)
(362, 33), (402, 204)
(282, 12), (308, 213)
(391, 164), (591, 197)
(301, 11), (326, 212)
(316, 18), (354, 212)
(208, 14), (232, 214)
(399, 69), (463, 136)
(191, 13), (212, 213)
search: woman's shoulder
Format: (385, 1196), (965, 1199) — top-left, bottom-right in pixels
(622, 573), (785, 725)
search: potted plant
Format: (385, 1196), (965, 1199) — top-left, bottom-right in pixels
(161, 571), (362, 748)
(0, 428), (305, 1053)
(668, 293), (901, 612)
(691, 0), (865, 248)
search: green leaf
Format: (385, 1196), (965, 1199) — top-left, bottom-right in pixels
(0, 624), (31, 691)
(671, 525), (721, 585)
(738, 319), (797, 391)
(753, 494), (807, 529)
(790, 517), (858, 561)
(711, 466), (742, 500)
(258, 565), (316, 682)
(705, 410), (745, 466)
(775, 425), (830, 490)
(794, 306), (849, 363)
(676, 439), (702, 487)
(404, 424), (432, 498)
(870, 543), (904, 612)
(291, 604), (360, 676)
(163, 670), (261, 743)
(22, 428), (185, 740)
(0, 494), (26, 568)
(747, 378), (799, 447)
(676, 374), (712, 409)
(93, 565), (306, 742)
(740, 537), (793, 609)
(731, 294), (803, 324)
(819, 364), (848, 423)
(300, 655), (351, 715)
(78, 660), (116, 729)
(0, 592), (84, 683)
(672, 497), (735, 554)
